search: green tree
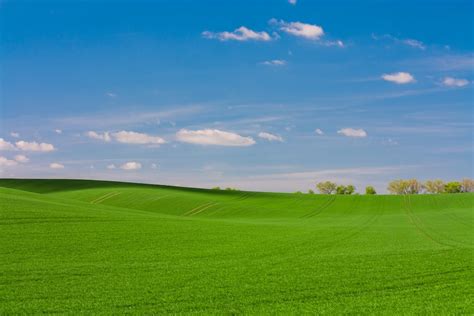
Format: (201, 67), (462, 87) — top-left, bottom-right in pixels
(316, 181), (337, 194)
(365, 186), (376, 195)
(336, 185), (347, 195)
(345, 185), (355, 195)
(445, 182), (461, 193)
(308, 189), (315, 194)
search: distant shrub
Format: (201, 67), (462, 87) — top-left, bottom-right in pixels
(365, 186), (376, 195)
(212, 187), (221, 190)
(445, 182), (461, 193)
(308, 189), (315, 194)
(336, 185), (355, 195)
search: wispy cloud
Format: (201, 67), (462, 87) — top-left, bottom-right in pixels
(202, 26), (272, 41)
(176, 129), (256, 146)
(337, 128), (367, 138)
(270, 19), (324, 40)
(258, 132), (284, 142)
(260, 59), (287, 66)
(120, 161), (142, 170)
(49, 162), (64, 169)
(113, 131), (166, 145)
(372, 33), (426, 50)
(442, 77), (470, 87)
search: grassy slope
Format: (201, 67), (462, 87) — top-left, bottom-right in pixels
(0, 179), (472, 314)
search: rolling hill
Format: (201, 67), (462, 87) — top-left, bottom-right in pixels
(0, 179), (472, 314)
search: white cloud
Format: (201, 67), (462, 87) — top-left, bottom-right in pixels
(176, 129), (256, 146)
(0, 138), (15, 151)
(271, 19), (324, 40)
(10, 132), (20, 138)
(112, 131), (166, 145)
(261, 59), (287, 66)
(106, 164), (116, 169)
(49, 162), (64, 169)
(86, 131), (111, 142)
(442, 77), (469, 87)
(315, 128), (324, 135)
(16, 141), (55, 152)
(0, 156), (18, 167)
(120, 161), (142, 170)
(381, 72), (415, 84)
(258, 132), (284, 142)
(151, 163), (158, 169)
(14, 155), (29, 163)
(337, 128), (368, 138)
(202, 26), (272, 41)
(54, 129), (62, 134)
(106, 92), (117, 97)
(288, 0), (297, 4)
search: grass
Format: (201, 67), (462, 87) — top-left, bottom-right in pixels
(0, 178), (472, 314)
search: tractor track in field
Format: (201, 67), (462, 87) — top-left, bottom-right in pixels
(182, 202), (219, 216)
(90, 192), (121, 204)
(300, 195), (336, 219)
(429, 195), (471, 229)
(403, 195), (459, 248)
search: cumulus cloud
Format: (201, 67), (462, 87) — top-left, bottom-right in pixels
(381, 72), (415, 84)
(112, 131), (166, 145)
(0, 156), (18, 167)
(106, 92), (117, 97)
(14, 155), (29, 163)
(258, 132), (284, 142)
(0, 138), (15, 151)
(16, 141), (55, 152)
(176, 129), (256, 146)
(271, 19), (324, 40)
(10, 132), (20, 138)
(120, 161), (142, 170)
(261, 59), (287, 66)
(337, 128), (368, 138)
(151, 163), (158, 169)
(86, 131), (111, 142)
(202, 26), (272, 41)
(288, 0), (297, 4)
(315, 128), (324, 135)
(106, 164), (116, 169)
(442, 77), (469, 87)
(54, 129), (62, 134)
(49, 162), (64, 169)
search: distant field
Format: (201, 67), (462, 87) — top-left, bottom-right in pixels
(0, 179), (472, 314)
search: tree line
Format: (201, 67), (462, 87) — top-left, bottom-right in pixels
(314, 178), (474, 195)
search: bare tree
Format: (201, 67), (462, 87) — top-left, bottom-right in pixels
(388, 179), (423, 194)
(424, 180), (445, 194)
(460, 178), (474, 193)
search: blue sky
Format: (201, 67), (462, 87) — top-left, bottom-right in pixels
(0, 0), (473, 192)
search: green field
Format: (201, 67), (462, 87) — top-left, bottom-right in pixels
(0, 179), (472, 314)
